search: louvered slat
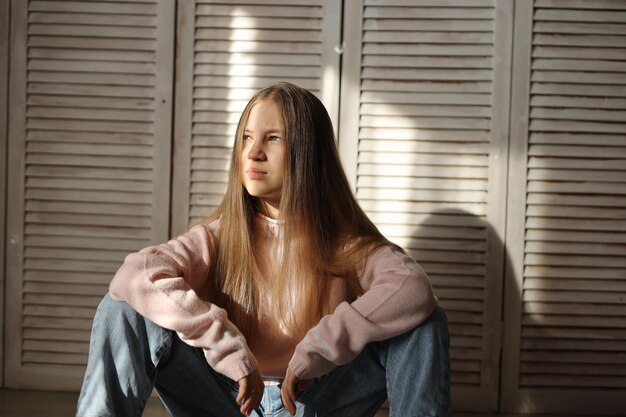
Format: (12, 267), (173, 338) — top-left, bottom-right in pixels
(359, 0), (490, 387)
(6, 0), (173, 390)
(520, 0), (626, 395)
(502, 0), (626, 414)
(190, 2), (321, 223)
(341, 0), (512, 411)
(172, 0), (340, 230)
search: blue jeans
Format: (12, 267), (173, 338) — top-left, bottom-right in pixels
(77, 294), (451, 417)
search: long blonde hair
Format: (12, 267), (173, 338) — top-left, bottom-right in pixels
(202, 82), (398, 340)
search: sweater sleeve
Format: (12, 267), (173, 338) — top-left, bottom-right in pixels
(288, 245), (437, 380)
(108, 224), (257, 382)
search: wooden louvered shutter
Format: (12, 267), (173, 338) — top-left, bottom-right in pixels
(5, 0), (175, 390)
(339, 0), (513, 412)
(172, 0), (341, 232)
(502, 0), (626, 413)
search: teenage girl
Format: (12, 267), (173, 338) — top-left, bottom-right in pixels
(77, 82), (451, 417)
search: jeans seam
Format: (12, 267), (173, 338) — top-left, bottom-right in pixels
(135, 325), (171, 417)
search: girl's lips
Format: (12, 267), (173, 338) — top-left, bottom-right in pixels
(246, 169), (266, 179)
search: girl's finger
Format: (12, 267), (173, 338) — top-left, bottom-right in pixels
(237, 378), (248, 404)
(286, 384), (297, 415)
(242, 386), (263, 416)
(280, 387), (294, 415)
(241, 395), (254, 416)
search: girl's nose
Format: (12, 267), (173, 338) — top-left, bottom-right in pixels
(247, 140), (266, 161)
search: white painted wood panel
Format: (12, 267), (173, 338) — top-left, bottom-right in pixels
(502, 0), (626, 414)
(339, 0), (513, 411)
(5, 0), (175, 390)
(171, 0), (342, 233)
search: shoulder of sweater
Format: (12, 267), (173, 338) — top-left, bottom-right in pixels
(360, 244), (424, 279)
(186, 219), (221, 238)
(158, 221), (220, 253)
(366, 244), (407, 265)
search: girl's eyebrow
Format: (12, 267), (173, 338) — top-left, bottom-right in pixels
(243, 128), (284, 134)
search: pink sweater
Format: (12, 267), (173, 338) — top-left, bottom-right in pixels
(109, 214), (437, 382)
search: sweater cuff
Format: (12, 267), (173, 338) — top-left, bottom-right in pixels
(288, 344), (336, 380)
(288, 348), (311, 380)
(204, 346), (258, 382)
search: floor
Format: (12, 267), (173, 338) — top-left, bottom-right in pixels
(0, 389), (390, 417)
(0, 389), (599, 417)
(0, 389), (168, 417)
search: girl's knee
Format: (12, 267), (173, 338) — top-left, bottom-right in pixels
(427, 305), (448, 332)
(421, 305), (450, 343)
(96, 293), (139, 321)
(400, 305), (449, 348)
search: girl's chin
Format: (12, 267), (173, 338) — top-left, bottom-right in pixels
(244, 187), (281, 200)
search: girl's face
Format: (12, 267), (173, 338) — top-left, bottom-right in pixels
(240, 99), (286, 218)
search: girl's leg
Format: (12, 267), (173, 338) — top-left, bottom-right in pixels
(294, 305), (451, 417)
(153, 332), (243, 417)
(293, 346), (388, 417)
(381, 305), (451, 417)
(76, 294), (242, 417)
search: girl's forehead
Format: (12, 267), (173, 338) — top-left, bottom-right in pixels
(245, 100), (284, 128)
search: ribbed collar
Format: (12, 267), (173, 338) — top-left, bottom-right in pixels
(255, 212), (285, 237)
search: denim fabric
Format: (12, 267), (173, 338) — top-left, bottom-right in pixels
(77, 294), (451, 417)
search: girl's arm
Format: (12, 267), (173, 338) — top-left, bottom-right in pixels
(109, 224), (257, 382)
(288, 245), (437, 380)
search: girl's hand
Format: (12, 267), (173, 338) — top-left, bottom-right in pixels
(237, 368), (264, 416)
(280, 368), (311, 416)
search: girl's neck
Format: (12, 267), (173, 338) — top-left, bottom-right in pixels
(259, 199), (280, 219)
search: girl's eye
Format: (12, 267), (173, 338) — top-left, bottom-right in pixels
(268, 135), (281, 142)
(242, 134), (252, 141)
